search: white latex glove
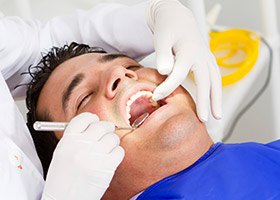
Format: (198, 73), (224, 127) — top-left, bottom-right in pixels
(42, 112), (124, 200)
(147, 0), (222, 122)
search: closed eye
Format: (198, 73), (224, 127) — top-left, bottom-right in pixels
(77, 92), (93, 110)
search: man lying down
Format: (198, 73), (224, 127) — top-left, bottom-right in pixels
(26, 42), (280, 200)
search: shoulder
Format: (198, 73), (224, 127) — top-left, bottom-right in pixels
(214, 140), (280, 160)
(219, 140), (280, 150)
(265, 139), (280, 150)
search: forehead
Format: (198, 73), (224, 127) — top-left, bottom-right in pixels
(52, 53), (133, 75)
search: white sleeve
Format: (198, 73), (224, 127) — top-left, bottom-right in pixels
(0, 1), (154, 99)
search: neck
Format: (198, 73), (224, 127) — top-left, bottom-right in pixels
(103, 124), (213, 200)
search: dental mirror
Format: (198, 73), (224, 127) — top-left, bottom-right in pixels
(130, 112), (149, 129)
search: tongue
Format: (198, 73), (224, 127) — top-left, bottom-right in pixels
(129, 96), (159, 126)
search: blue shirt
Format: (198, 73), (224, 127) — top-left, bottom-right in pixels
(137, 140), (280, 200)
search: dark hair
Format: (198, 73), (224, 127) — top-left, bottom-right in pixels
(26, 42), (107, 178)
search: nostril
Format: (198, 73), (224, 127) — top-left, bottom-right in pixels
(112, 78), (121, 91)
(125, 73), (134, 79)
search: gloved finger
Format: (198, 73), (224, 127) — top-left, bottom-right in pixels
(193, 63), (210, 122)
(154, 34), (174, 75)
(153, 56), (191, 101)
(209, 57), (222, 119)
(83, 121), (115, 141)
(65, 112), (99, 135)
(92, 133), (120, 154)
(86, 170), (114, 190)
(107, 146), (125, 169)
(89, 146), (125, 171)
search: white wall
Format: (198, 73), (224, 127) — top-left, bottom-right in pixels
(1, 0), (280, 143)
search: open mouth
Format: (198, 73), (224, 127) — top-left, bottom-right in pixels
(126, 91), (166, 126)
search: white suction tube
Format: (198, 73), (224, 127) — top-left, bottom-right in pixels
(260, 0), (280, 138)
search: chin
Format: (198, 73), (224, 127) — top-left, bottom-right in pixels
(153, 110), (199, 149)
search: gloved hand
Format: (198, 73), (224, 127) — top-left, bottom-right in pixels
(147, 0), (222, 122)
(42, 112), (124, 200)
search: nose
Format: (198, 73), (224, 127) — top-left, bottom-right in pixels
(105, 66), (138, 99)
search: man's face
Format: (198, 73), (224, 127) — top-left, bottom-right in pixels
(37, 53), (201, 187)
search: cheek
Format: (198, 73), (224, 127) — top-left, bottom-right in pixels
(137, 68), (166, 84)
(80, 103), (110, 121)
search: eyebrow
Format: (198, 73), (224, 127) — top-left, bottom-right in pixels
(62, 73), (85, 113)
(98, 54), (131, 63)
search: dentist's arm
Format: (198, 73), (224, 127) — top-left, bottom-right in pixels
(42, 113), (124, 200)
(0, 3), (154, 99)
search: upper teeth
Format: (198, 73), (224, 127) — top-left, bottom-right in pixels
(126, 91), (154, 120)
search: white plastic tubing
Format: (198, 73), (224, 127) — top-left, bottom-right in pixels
(260, 0), (280, 137)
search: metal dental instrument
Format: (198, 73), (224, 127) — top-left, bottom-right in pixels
(33, 112), (150, 132)
(131, 112), (149, 129)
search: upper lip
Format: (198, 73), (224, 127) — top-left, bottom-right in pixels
(118, 82), (156, 126)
